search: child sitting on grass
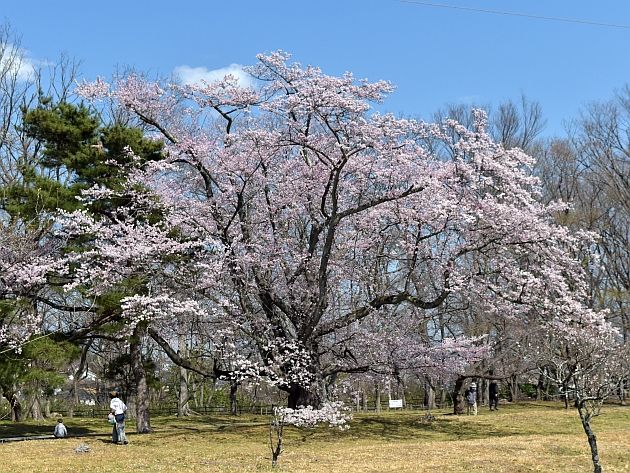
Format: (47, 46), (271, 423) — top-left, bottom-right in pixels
(54, 418), (67, 438)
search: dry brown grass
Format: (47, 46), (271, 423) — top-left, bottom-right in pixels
(1, 403), (629, 472)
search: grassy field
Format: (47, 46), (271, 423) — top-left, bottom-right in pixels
(0, 402), (628, 472)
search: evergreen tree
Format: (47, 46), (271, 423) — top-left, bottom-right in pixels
(0, 100), (163, 424)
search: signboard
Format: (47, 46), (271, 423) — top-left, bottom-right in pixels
(388, 399), (403, 408)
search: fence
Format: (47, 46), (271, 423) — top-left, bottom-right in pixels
(50, 403), (278, 418)
(49, 399), (450, 418)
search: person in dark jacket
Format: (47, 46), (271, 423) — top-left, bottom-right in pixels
(489, 380), (499, 411)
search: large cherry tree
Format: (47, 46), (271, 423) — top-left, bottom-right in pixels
(69, 52), (605, 409)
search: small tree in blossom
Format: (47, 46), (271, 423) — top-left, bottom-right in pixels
(269, 401), (351, 467)
(537, 313), (629, 473)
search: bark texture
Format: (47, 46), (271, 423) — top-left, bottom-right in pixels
(131, 325), (152, 433)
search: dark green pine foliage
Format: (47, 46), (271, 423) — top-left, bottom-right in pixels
(10, 101), (164, 220)
(19, 99), (166, 299)
(0, 101), (165, 416)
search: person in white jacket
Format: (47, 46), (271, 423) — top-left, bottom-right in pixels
(109, 391), (128, 444)
(54, 418), (67, 438)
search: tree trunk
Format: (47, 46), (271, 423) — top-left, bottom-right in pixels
(440, 387), (447, 408)
(536, 369), (545, 401)
(229, 380), (239, 415)
(70, 341), (92, 418)
(69, 376), (78, 418)
(362, 387), (369, 412)
(480, 378), (488, 407)
(30, 394), (43, 420)
(452, 376), (466, 415)
(130, 324), (152, 433)
(177, 333), (191, 417)
(178, 365), (191, 416)
(508, 374), (519, 402)
(192, 380), (199, 409)
(286, 358), (325, 409)
(287, 382), (323, 409)
(424, 377), (436, 409)
(578, 403), (603, 473)
(375, 382), (382, 412)
(401, 383), (407, 408)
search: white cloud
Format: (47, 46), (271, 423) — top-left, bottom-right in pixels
(0, 44), (38, 82)
(173, 63), (254, 88)
(15, 57), (36, 81)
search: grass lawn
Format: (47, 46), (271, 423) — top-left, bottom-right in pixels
(0, 402), (628, 472)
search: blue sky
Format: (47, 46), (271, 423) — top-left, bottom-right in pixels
(4, 0), (630, 135)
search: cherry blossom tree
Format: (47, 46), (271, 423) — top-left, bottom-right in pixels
(69, 52), (605, 413)
(536, 311), (628, 473)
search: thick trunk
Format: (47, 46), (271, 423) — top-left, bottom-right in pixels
(30, 394), (43, 420)
(131, 325), (152, 433)
(452, 376), (466, 415)
(375, 383), (382, 412)
(285, 350), (325, 409)
(288, 384), (322, 409)
(578, 404), (603, 473)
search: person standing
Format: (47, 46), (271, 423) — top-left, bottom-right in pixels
(466, 383), (478, 415)
(109, 390), (128, 445)
(489, 380), (499, 411)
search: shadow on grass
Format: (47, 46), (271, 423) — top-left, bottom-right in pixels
(151, 416), (268, 437)
(0, 422), (97, 439)
(334, 405), (584, 443)
(345, 415), (519, 442)
(139, 409), (538, 444)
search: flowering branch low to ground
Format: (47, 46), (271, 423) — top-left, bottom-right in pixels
(269, 401), (352, 467)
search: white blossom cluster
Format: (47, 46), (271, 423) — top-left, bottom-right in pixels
(263, 338), (314, 388)
(121, 295), (205, 332)
(273, 401), (352, 430)
(219, 337), (315, 388)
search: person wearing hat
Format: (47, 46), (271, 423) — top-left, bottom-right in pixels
(465, 382), (478, 415)
(109, 390), (129, 444)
